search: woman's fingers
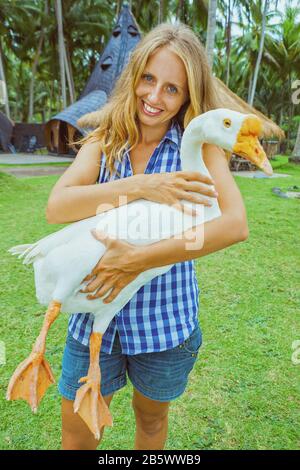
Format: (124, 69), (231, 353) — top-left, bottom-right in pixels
(81, 273), (105, 293)
(102, 287), (119, 304)
(88, 282), (113, 299)
(178, 190), (213, 206)
(177, 171), (214, 185)
(183, 181), (218, 198)
(82, 273), (94, 282)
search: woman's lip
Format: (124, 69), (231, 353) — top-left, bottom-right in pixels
(141, 99), (163, 115)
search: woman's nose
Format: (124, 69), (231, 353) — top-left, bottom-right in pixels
(148, 86), (163, 104)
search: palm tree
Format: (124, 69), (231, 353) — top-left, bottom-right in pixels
(206, 0), (217, 68)
(248, 0), (269, 106)
(55, 0), (67, 108)
(0, 38), (10, 118)
(265, 5), (300, 148)
(158, 0), (166, 24)
(28, 1), (49, 121)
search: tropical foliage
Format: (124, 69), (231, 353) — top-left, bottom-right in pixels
(0, 0), (299, 152)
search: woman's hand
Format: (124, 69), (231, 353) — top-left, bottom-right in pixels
(80, 229), (144, 304)
(138, 171), (218, 214)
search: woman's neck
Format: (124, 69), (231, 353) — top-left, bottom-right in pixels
(138, 120), (171, 146)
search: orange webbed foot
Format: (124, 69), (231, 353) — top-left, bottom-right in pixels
(6, 352), (55, 413)
(74, 366), (113, 440)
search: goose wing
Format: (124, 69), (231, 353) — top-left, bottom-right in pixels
(9, 214), (100, 265)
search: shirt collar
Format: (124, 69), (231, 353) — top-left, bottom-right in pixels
(162, 119), (182, 149)
(124, 119), (182, 156)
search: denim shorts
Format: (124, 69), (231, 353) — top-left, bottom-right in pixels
(58, 324), (202, 402)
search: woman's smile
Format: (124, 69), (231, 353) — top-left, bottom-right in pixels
(141, 99), (164, 116)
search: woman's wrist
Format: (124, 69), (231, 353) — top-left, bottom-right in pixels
(129, 174), (147, 200)
(125, 244), (152, 272)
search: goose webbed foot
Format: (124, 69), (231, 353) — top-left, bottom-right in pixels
(6, 351), (55, 412)
(6, 300), (61, 412)
(73, 332), (112, 440)
(74, 364), (113, 440)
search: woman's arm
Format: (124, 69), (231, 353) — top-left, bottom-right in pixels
(46, 141), (217, 224)
(82, 144), (249, 303)
(46, 141), (143, 224)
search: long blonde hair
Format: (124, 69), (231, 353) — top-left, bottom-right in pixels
(76, 22), (218, 175)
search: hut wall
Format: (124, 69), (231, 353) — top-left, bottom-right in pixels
(12, 123), (45, 152)
(45, 120), (60, 154)
(45, 120), (79, 155)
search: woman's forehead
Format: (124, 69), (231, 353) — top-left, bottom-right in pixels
(145, 47), (187, 87)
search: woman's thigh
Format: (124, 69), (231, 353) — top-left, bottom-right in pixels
(127, 324), (202, 402)
(58, 332), (127, 400)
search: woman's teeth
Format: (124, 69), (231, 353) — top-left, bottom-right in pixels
(142, 100), (163, 116)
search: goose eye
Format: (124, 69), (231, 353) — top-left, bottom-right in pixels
(223, 118), (232, 128)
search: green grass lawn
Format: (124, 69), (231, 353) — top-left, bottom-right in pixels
(0, 160), (299, 450)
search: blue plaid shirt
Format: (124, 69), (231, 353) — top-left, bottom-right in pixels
(68, 119), (200, 354)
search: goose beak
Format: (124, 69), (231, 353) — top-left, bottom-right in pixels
(233, 116), (273, 176)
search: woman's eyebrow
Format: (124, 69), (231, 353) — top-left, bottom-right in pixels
(143, 70), (183, 89)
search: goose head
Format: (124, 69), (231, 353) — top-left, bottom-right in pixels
(181, 108), (273, 176)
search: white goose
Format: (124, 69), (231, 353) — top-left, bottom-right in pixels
(7, 109), (272, 439)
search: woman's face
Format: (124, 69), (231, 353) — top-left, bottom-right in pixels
(135, 46), (189, 130)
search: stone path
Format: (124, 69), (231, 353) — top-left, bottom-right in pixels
(0, 166), (69, 178)
(0, 153), (291, 179)
(232, 170), (290, 178)
(0, 153), (74, 164)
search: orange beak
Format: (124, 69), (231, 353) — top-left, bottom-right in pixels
(233, 116), (273, 176)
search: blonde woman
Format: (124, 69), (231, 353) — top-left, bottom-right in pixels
(46, 23), (248, 450)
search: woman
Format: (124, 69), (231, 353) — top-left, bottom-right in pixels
(46, 23), (248, 450)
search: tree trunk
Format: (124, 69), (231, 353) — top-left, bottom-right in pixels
(158, 0), (164, 24)
(55, 0), (67, 108)
(116, 0), (122, 17)
(28, 0), (48, 121)
(28, 35), (45, 121)
(225, 0), (232, 86)
(248, 0), (269, 106)
(206, 0), (217, 69)
(290, 123), (300, 162)
(176, 0), (184, 21)
(63, 40), (75, 103)
(0, 39), (10, 118)
(247, 70), (253, 103)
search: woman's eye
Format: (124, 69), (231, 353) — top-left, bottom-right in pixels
(143, 74), (152, 82)
(168, 85), (177, 94)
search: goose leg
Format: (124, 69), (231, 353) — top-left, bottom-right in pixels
(74, 332), (113, 440)
(6, 300), (61, 412)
